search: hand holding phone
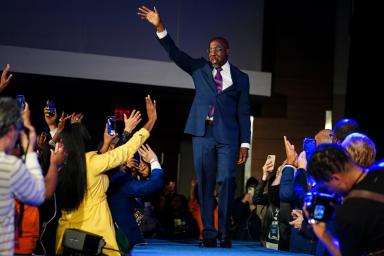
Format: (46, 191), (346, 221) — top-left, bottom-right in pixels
(262, 155), (276, 180)
(267, 154), (276, 168)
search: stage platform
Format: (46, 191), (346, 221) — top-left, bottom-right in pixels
(131, 239), (310, 256)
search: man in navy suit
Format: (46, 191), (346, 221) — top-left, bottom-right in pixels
(139, 6), (251, 248)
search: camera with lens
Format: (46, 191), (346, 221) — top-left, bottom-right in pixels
(304, 191), (341, 223)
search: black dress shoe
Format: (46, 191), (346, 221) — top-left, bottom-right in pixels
(219, 239), (232, 248)
(200, 238), (217, 248)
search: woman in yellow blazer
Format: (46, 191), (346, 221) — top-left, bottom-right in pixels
(55, 96), (156, 255)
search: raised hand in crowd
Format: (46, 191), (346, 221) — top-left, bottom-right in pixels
(138, 144), (158, 164)
(99, 122), (119, 154)
(111, 110), (142, 153)
(44, 140), (67, 199)
(50, 141), (66, 171)
(57, 112), (73, 131)
(143, 95), (157, 132)
(123, 110), (141, 134)
(262, 157), (275, 181)
(49, 112), (74, 146)
(284, 136), (298, 166)
(36, 131), (49, 153)
(70, 112), (84, 124)
(271, 159), (286, 186)
(297, 151), (307, 170)
(0, 64), (13, 93)
(20, 102), (37, 153)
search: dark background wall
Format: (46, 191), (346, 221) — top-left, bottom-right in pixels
(345, 1), (383, 161)
(251, 0), (383, 181)
(251, 0), (335, 179)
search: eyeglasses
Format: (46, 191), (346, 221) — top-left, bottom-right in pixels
(207, 47), (223, 54)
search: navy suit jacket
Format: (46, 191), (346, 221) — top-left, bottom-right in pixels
(158, 34), (251, 145)
(108, 168), (163, 198)
(279, 165), (308, 208)
(107, 168), (164, 245)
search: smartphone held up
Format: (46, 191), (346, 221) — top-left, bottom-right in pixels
(107, 116), (116, 136)
(303, 138), (317, 162)
(267, 154), (276, 168)
(16, 95), (25, 110)
(47, 100), (55, 116)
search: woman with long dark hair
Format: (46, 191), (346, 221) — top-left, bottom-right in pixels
(55, 96), (156, 255)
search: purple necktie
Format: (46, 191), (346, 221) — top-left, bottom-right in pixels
(214, 67), (223, 93)
(208, 67), (223, 118)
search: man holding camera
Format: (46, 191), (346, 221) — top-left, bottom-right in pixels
(307, 144), (384, 256)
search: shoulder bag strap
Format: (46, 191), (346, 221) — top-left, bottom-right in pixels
(345, 189), (384, 204)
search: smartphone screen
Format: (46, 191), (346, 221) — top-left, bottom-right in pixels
(303, 138), (317, 162)
(267, 154), (276, 168)
(16, 95), (25, 110)
(47, 100), (55, 116)
(314, 205), (326, 220)
(107, 116), (116, 136)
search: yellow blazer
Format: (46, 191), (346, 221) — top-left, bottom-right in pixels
(56, 128), (149, 255)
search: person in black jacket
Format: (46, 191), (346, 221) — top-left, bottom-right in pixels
(232, 177), (261, 241)
(253, 156), (285, 249)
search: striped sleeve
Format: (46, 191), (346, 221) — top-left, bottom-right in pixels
(11, 152), (45, 205)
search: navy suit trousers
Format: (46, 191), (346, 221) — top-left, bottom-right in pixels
(192, 124), (237, 240)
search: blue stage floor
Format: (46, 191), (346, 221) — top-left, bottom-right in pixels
(131, 239), (310, 256)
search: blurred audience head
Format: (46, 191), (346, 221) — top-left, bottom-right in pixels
(333, 118), (359, 143)
(315, 129), (336, 146)
(0, 97), (23, 153)
(341, 132), (376, 168)
(308, 143), (360, 194)
(245, 176), (258, 190)
(167, 181), (176, 194)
